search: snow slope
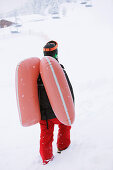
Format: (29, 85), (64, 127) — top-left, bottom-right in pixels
(0, 0), (113, 169)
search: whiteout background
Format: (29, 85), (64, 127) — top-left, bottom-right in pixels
(0, 0), (113, 169)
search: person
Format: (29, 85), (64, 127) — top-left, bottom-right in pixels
(37, 40), (74, 165)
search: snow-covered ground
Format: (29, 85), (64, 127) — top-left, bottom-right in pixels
(0, 0), (113, 169)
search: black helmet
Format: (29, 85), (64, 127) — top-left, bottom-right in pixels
(43, 40), (58, 60)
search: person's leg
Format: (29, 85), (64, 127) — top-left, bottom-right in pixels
(57, 123), (71, 151)
(39, 120), (54, 164)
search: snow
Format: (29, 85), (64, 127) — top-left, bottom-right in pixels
(0, 0), (27, 13)
(0, 0), (113, 169)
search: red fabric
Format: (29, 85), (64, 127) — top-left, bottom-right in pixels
(39, 118), (71, 163)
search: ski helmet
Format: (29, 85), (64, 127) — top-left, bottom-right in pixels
(43, 41), (58, 60)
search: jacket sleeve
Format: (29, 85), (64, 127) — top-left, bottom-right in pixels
(60, 64), (75, 103)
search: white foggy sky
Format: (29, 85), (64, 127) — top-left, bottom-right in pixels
(0, 0), (28, 13)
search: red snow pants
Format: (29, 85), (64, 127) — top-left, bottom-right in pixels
(39, 118), (71, 163)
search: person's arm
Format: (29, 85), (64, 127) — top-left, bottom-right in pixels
(60, 64), (75, 103)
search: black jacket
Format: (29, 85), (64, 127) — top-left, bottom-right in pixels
(37, 64), (74, 120)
